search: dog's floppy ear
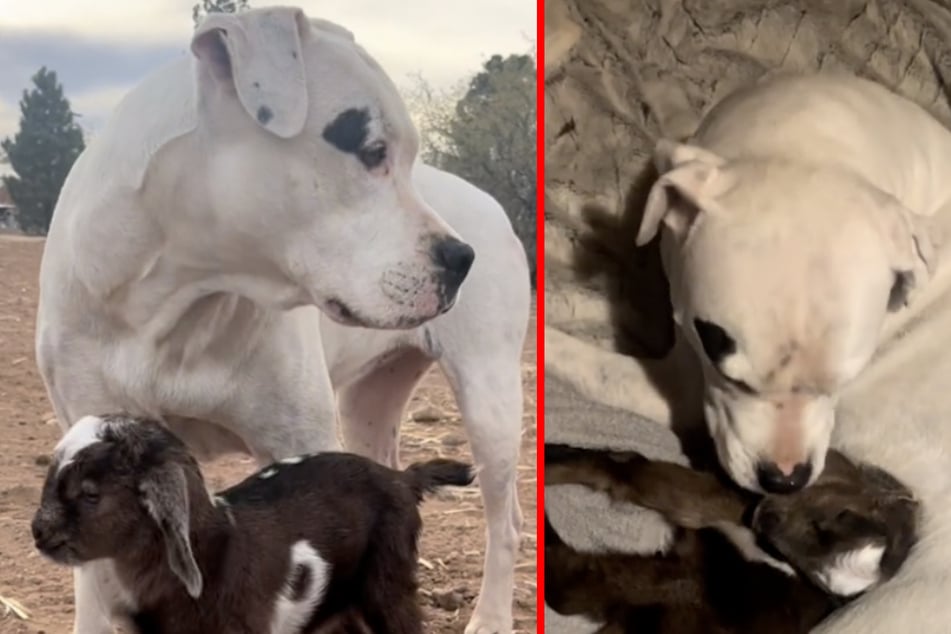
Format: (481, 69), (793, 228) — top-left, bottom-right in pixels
(636, 139), (733, 247)
(873, 194), (937, 311)
(191, 8), (310, 139)
(139, 463), (203, 599)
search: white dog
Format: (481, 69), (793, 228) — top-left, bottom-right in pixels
(35, 8), (530, 634)
(610, 73), (951, 631)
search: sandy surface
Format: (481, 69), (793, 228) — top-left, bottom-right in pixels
(0, 235), (537, 633)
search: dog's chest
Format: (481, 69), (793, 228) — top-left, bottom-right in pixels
(319, 316), (426, 388)
(102, 297), (271, 419)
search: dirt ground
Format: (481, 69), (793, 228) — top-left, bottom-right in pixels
(0, 235), (537, 633)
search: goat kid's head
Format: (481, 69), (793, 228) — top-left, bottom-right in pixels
(751, 449), (919, 597)
(31, 415), (205, 598)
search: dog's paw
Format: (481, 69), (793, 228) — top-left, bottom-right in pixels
(464, 611), (514, 634)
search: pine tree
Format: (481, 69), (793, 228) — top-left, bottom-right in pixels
(442, 54), (537, 284)
(403, 54), (537, 285)
(1, 67), (85, 235)
(193, 0), (250, 27)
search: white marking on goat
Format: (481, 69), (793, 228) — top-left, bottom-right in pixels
(212, 495), (236, 526)
(269, 540), (330, 634)
(55, 415), (108, 473)
(817, 543), (885, 596)
(279, 455), (305, 465)
(259, 467), (279, 479)
(713, 521), (796, 577)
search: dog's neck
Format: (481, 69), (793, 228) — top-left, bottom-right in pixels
(65, 59), (309, 339)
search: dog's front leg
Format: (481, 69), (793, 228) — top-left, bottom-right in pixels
(219, 320), (342, 463)
(441, 348), (525, 634)
(545, 325), (703, 426)
(229, 379), (340, 465)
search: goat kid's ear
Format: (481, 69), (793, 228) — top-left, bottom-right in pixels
(816, 449), (861, 485)
(139, 463), (203, 598)
(834, 509), (885, 536)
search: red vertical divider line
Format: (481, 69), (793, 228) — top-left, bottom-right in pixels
(535, 0), (545, 630)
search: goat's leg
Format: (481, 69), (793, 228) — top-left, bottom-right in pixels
(545, 444), (750, 528)
(603, 606), (718, 634)
(544, 514), (701, 619)
(361, 598), (421, 634)
(315, 610), (373, 634)
(358, 566), (422, 634)
(357, 521), (424, 634)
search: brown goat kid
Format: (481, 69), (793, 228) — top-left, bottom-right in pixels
(31, 415), (475, 634)
(544, 444), (919, 634)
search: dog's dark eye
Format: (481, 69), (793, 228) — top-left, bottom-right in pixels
(694, 318), (737, 364)
(887, 270), (912, 312)
(357, 142), (387, 169)
(728, 377), (755, 394)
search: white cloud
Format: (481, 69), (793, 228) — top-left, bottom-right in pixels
(70, 85), (135, 136)
(0, 99), (20, 177)
(0, 0), (196, 44)
(285, 0), (536, 87)
(1, 0), (536, 81)
(0, 98), (19, 138)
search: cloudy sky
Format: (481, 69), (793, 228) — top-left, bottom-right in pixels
(0, 0), (536, 174)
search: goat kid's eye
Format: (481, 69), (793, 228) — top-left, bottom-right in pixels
(79, 482), (100, 505)
(357, 142), (387, 170)
(811, 520), (835, 546)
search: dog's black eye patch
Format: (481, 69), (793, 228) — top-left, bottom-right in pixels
(694, 319), (755, 392)
(322, 109), (388, 170)
(322, 108), (370, 155)
(694, 318), (736, 364)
